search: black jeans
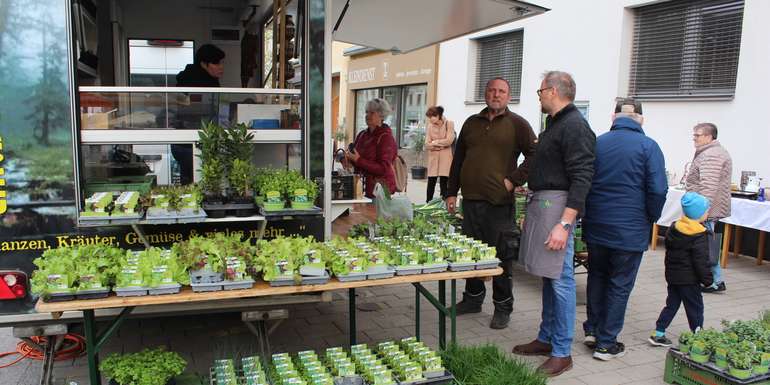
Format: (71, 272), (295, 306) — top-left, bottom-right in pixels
(583, 243), (643, 349)
(655, 284), (704, 332)
(170, 144), (194, 185)
(461, 200), (517, 313)
(426, 176), (448, 202)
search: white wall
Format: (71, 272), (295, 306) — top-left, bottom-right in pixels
(437, 0), (770, 184)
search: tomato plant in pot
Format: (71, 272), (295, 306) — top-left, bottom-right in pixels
(100, 347), (186, 385)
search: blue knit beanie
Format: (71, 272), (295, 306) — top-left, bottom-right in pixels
(681, 192), (710, 220)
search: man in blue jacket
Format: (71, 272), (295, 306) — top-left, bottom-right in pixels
(581, 98), (668, 361)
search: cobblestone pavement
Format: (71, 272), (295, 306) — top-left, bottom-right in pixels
(1, 249), (769, 385)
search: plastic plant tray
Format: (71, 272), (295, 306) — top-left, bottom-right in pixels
(75, 288), (111, 300)
(422, 262), (448, 274)
(336, 271), (368, 282)
(190, 282), (223, 292)
(366, 265), (392, 274)
(448, 261), (476, 272)
(395, 265), (423, 276)
(189, 270), (224, 284)
(148, 284), (181, 295)
(664, 349), (770, 385)
(423, 370), (447, 379)
(299, 265), (328, 277)
(114, 287), (148, 297)
(176, 213), (207, 224)
(221, 278), (255, 291)
(108, 211), (144, 224)
(474, 260), (500, 270)
(334, 376), (365, 385)
(269, 277), (297, 287)
(46, 292), (75, 302)
(77, 216), (110, 226)
(302, 272), (331, 285)
(367, 267), (396, 280)
(396, 371), (454, 385)
(259, 206), (323, 216)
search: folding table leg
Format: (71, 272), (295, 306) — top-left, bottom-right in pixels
(348, 288), (356, 346)
(84, 310), (101, 385)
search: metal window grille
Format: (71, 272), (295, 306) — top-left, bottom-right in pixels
(629, 0), (745, 99)
(474, 31), (523, 102)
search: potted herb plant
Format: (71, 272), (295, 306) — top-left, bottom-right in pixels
(729, 350), (754, 380)
(678, 331), (693, 353)
(689, 338), (710, 364)
(100, 346), (186, 385)
(289, 176), (318, 210)
(228, 158), (257, 216)
(200, 158), (226, 217)
(261, 177), (286, 211)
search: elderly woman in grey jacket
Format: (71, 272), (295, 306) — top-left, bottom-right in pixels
(685, 122), (732, 293)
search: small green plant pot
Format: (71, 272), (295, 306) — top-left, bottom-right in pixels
(263, 202), (286, 211)
(679, 343), (690, 354)
(762, 352), (770, 367)
(715, 358), (728, 369)
(753, 365), (769, 375)
(689, 352), (710, 364)
(255, 196), (264, 205)
(290, 200), (314, 210)
(729, 366), (753, 380)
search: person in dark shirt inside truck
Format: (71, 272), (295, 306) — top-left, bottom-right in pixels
(513, 71), (596, 377)
(446, 77), (537, 330)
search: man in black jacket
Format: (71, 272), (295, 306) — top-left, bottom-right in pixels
(649, 192), (713, 347)
(513, 71), (595, 377)
(173, 44), (226, 185)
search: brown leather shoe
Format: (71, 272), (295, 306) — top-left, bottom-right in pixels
(537, 356), (573, 377)
(512, 339), (552, 356)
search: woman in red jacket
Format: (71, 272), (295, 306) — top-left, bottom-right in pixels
(345, 98), (398, 198)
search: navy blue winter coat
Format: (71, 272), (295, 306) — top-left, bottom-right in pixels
(582, 117), (668, 252)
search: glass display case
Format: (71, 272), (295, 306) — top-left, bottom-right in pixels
(74, 87), (304, 214)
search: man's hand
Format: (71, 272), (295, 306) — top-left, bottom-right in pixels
(504, 178), (514, 192)
(446, 196), (457, 214)
(545, 224), (569, 251)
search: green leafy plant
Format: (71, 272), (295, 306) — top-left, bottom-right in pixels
(229, 159), (256, 198)
(200, 158), (225, 198)
(225, 122), (254, 164)
(99, 347), (186, 385)
(197, 120), (227, 165)
(730, 350), (754, 370)
(679, 331), (693, 346)
(31, 245), (124, 296)
(441, 344), (546, 385)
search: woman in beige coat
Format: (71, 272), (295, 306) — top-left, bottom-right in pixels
(424, 106), (455, 202)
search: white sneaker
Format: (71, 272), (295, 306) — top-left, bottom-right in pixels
(584, 335), (596, 348)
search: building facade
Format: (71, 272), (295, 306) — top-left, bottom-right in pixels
(437, 0), (769, 184)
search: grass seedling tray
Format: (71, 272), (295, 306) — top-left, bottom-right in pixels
(221, 278), (255, 291)
(664, 349), (770, 385)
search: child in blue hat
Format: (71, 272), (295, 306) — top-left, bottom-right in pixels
(648, 192), (714, 347)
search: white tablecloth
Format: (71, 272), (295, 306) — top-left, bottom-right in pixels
(657, 188), (770, 232)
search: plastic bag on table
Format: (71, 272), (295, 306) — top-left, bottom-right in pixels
(373, 183), (413, 221)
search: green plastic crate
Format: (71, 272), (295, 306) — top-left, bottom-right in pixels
(664, 350), (770, 385)
(85, 175), (156, 195)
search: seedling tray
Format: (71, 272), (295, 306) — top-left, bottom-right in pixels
(334, 376), (365, 385)
(46, 292), (75, 302)
(475, 260), (500, 270)
(176, 213), (207, 224)
(395, 265), (423, 276)
(664, 349), (770, 385)
(189, 270), (224, 284)
(114, 287), (148, 297)
(302, 272), (331, 285)
(77, 216), (110, 226)
(108, 211), (144, 224)
(269, 277), (298, 287)
(337, 271), (368, 282)
(367, 267), (396, 280)
(422, 262), (448, 274)
(299, 265), (328, 277)
(75, 288), (111, 300)
(259, 206), (323, 217)
(397, 371), (454, 385)
(448, 261), (476, 272)
(190, 282), (223, 292)
(148, 284), (181, 295)
(221, 278), (255, 291)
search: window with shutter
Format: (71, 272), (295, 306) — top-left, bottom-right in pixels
(474, 31), (523, 103)
(629, 0), (745, 100)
